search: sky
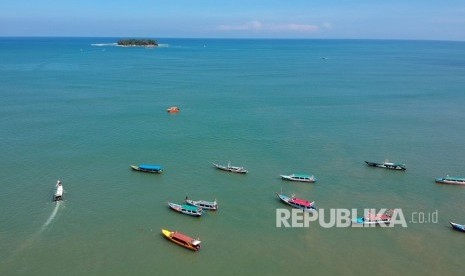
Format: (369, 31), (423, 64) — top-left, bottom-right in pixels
(1, 0), (465, 40)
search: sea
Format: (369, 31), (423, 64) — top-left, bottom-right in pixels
(1, 37), (465, 276)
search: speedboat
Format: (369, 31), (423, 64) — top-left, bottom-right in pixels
(435, 176), (465, 185)
(280, 173), (316, 183)
(161, 229), (201, 251)
(54, 180), (63, 202)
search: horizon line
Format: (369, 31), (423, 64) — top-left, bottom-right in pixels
(0, 36), (464, 43)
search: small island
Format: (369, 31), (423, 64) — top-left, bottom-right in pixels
(117, 39), (158, 47)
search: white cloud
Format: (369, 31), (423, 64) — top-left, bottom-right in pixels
(217, 21), (322, 33)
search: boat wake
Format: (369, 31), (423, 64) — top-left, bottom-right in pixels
(1, 202), (62, 269)
(91, 43), (118, 47)
(39, 201), (61, 233)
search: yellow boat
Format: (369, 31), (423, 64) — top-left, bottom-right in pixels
(161, 229), (201, 251)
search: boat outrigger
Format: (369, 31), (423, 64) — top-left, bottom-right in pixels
(213, 161), (247, 174)
(185, 196), (218, 210)
(365, 160), (406, 171)
(161, 229), (201, 251)
(435, 176), (465, 185)
(276, 192), (316, 212)
(280, 173), (316, 183)
(450, 221), (465, 232)
(53, 180), (63, 202)
(168, 202), (203, 217)
(353, 209), (394, 225)
(130, 164), (163, 173)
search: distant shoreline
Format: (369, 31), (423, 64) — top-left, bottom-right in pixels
(117, 39), (158, 47)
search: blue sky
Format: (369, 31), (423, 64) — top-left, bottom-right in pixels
(1, 0), (465, 40)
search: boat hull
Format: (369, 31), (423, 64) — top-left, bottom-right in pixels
(365, 161), (406, 171)
(168, 203), (202, 217)
(161, 229), (200, 251)
(436, 178), (465, 185)
(276, 193), (316, 212)
(186, 199), (218, 210)
(280, 175), (316, 183)
(213, 163), (247, 174)
(130, 165), (162, 173)
(450, 222), (465, 232)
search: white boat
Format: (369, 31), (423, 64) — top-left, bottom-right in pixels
(54, 180), (63, 201)
(435, 176), (465, 185)
(280, 173), (316, 183)
(365, 160), (406, 171)
(185, 196), (218, 210)
(213, 161), (247, 174)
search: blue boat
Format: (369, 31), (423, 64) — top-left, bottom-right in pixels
(130, 164), (163, 173)
(450, 221), (465, 232)
(276, 193), (316, 212)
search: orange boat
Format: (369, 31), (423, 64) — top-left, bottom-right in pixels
(167, 106), (180, 113)
(161, 229), (201, 251)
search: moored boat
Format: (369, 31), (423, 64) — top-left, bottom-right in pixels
(450, 221), (465, 232)
(353, 209), (394, 225)
(167, 106), (180, 113)
(276, 193), (316, 212)
(53, 180), (63, 202)
(213, 161), (247, 174)
(168, 202), (203, 217)
(185, 196), (218, 210)
(280, 173), (316, 183)
(130, 164), (163, 173)
(161, 229), (201, 251)
(435, 176), (465, 185)
(365, 160), (406, 171)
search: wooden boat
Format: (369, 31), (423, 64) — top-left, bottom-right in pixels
(213, 161), (247, 174)
(450, 221), (465, 232)
(185, 196), (218, 210)
(353, 209), (394, 225)
(167, 106), (180, 113)
(280, 173), (316, 183)
(168, 202), (203, 217)
(161, 229), (201, 251)
(130, 164), (163, 173)
(365, 160), (406, 171)
(276, 193), (316, 212)
(435, 176), (465, 185)
(53, 180), (63, 202)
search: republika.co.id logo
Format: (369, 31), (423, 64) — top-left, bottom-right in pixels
(276, 208), (438, 228)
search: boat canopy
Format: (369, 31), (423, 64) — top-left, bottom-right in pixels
(444, 176), (465, 181)
(182, 205), (200, 212)
(291, 173), (311, 178)
(290, 197), (312, 207)
(172, 232), (194, 243)
(139, 164), (162, 171)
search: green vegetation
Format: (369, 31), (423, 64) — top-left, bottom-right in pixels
(117, 39), (158, 47)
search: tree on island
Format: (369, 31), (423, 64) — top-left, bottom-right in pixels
(117, 39), (158, 46)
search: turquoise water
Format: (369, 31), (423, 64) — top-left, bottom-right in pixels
(1, 38), (465, 275)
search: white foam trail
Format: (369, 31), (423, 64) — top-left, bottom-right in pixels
(91, 43), (117, 46)
(1, 202), (61, 268)
(40, 202), (60, 232)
